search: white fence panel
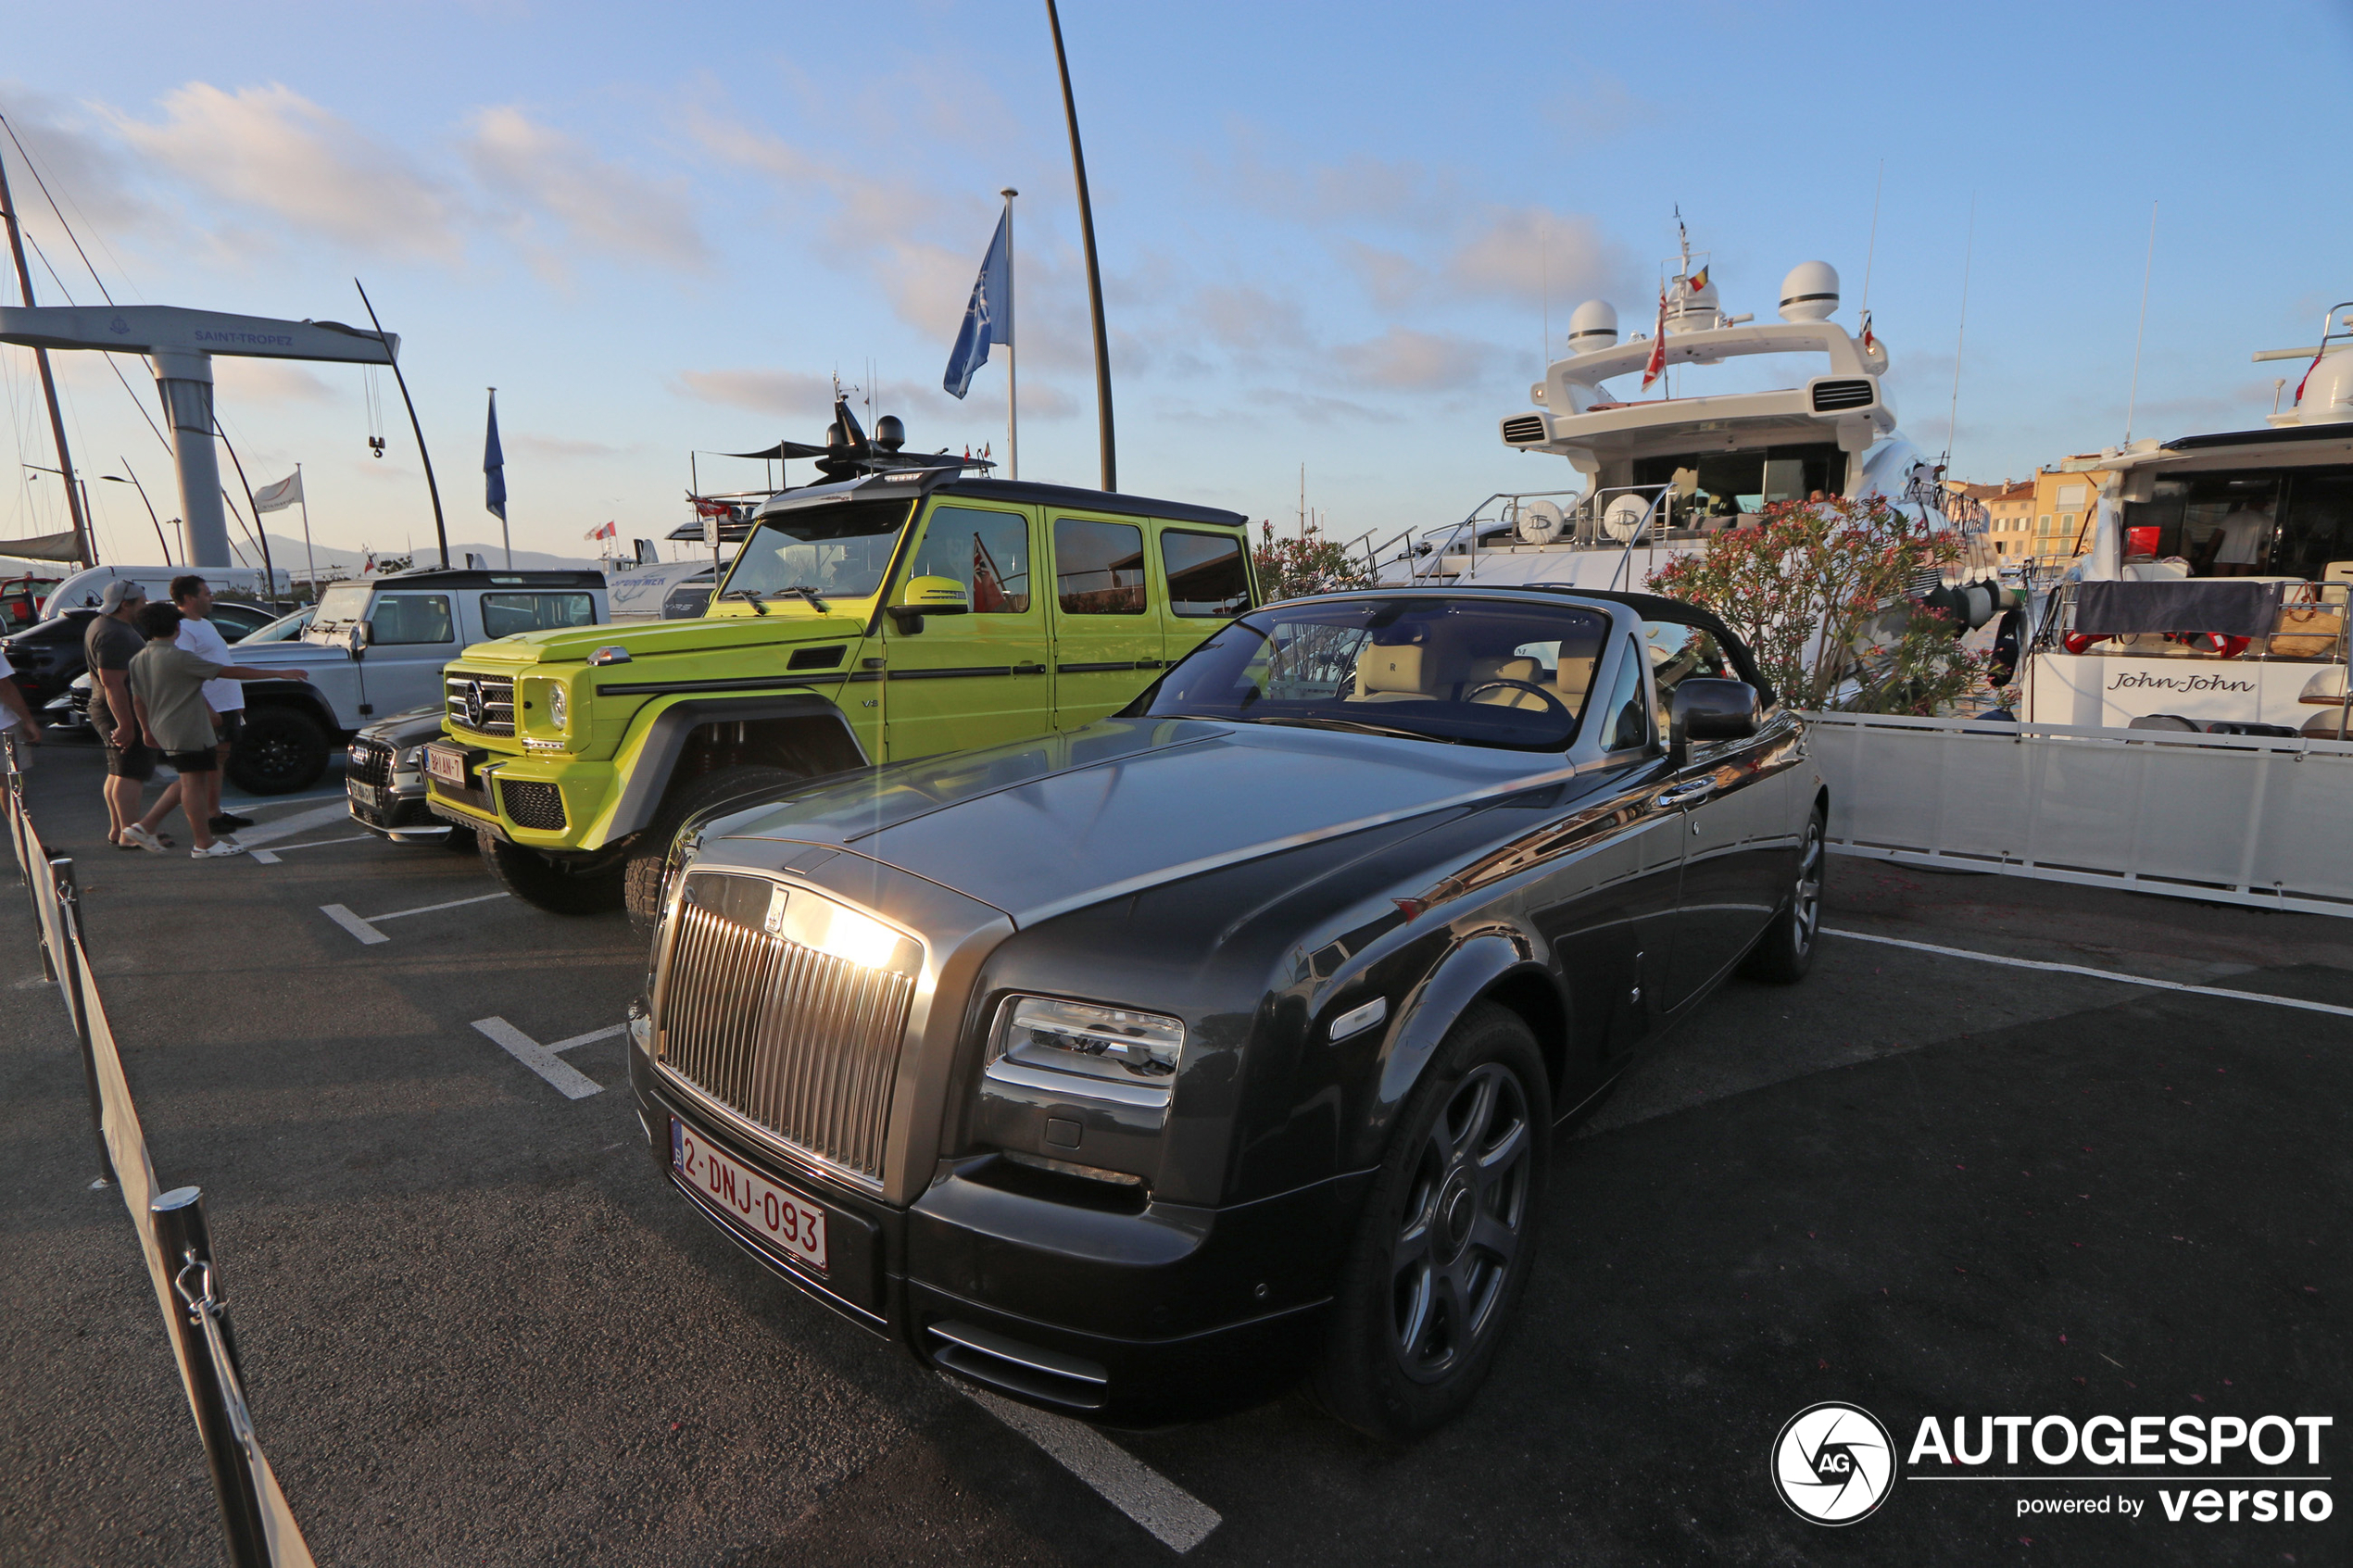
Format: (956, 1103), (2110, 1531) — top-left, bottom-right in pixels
(1802, 712), (2353, 915)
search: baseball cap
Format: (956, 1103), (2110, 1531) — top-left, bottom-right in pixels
(96, 581), (147, 613)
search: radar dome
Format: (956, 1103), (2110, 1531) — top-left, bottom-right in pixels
(2298, 350), (2353, 426)
(1779, 261), (1840, 322)
(1567, 299), (1619, 352)
(1669, 273), (1721, 330)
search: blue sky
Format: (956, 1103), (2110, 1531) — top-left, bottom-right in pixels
(4, 0), (2349, 568)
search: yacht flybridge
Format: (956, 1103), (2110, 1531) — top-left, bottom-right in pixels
(1382, 256), (1983, 589)
(2020, 300), (2353, 734)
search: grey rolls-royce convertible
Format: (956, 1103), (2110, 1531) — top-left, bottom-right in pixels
(626, 586), (1825, 1438)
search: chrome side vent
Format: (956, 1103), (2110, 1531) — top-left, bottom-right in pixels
(1810, 378), (1876, 412)
(1500, 413), (1549, 445)
(926, 1319), (1109, 1410)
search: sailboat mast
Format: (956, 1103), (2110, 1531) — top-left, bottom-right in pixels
(0, 141), (94, 565)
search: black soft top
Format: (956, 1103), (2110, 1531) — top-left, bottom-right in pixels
(748, 470), (1249, 531)
(369, 567), (607, 591)
(1525, 587), (1777, 708)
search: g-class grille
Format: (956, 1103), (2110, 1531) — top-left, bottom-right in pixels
(656, 873), (918, 1185)
(1810, 378), (1876, 412)
(1501, 413), (1549, 445)
(497, 779), (566, 830)
(445, 673), (516, 736)
(346, 739), (393, 787)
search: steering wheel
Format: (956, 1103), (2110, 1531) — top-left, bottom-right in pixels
(1463, 678), (1572, 718)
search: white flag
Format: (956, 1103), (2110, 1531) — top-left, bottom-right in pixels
(252, 470), (304, 513)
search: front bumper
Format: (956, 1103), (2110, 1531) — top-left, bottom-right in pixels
(627, 1022), (1353, 1425)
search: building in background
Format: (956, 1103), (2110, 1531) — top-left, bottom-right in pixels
(1958, 479), (2036, 558)
(2029, 460), (2118, 569)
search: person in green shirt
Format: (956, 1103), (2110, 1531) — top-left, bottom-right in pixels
(128, 603), (307, 859)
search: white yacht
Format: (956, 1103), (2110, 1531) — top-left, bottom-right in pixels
(1378, 254), (1987, 590)
(2019, 300), (2353, 735)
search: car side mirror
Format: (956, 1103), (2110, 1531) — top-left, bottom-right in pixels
(1668, 678), (1760, 765)
(887, 574), (971, 633)
(349, 619), (373, 652)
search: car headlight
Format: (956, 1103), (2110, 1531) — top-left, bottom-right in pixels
(985, 996), (1184, 1109)
(548, 683), (567, 731)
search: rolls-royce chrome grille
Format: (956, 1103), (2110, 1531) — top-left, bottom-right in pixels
(655, 872), (920, 1185)
(444, 673), (515, 735)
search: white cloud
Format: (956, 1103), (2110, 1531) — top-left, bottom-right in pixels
(211, 358), (341, 404)
(1444, 206), (1629, 309)
(1334, 326), (1494, 392)
(107, 82), (462, 261)
(462, 106), (709, 273)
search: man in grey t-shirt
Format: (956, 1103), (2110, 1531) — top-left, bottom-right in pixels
(83, 582), (183, 852)
(129, 603), (307, 858)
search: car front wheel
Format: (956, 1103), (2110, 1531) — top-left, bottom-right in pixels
(1740, 806), (1825, 985)
(1313, 1001), (1550, 1441)
(478, 832), (624, 916)
(226, 706), (329, 794)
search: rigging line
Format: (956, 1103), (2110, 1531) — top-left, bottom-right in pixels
(2123, 201), (2158, 445)
(1946, 194), (1975, 469)
(1858, 158), (1884, 318)
(0, 114), (116, 306)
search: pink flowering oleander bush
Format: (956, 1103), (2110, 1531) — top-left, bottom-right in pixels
(1646, 495), (1987, 715)
(1253, 521), (1376, 603)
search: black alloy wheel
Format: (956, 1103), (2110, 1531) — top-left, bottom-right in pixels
(225, 706), (329, 794)
(1315, 1002), (1550, 1441)
(1741, 807), (1825, 985)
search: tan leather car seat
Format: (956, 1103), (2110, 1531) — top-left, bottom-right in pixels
(1466, 656), (1547, 709)
(1353, 644), (1433, 702)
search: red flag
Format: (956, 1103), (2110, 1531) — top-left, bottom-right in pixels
(1641, 286), (1668, 392)
(692, 496), (733, 520)
(584, 521), (618, 542)
(2296, 345), (2329, 406)
(1859, 310), (1877, 354)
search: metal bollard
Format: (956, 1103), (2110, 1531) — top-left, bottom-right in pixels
(151, 1186), (271, 1568)
(49, 857), (114, 1188)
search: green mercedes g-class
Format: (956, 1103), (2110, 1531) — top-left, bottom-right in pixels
(424, 463), (1256, 927)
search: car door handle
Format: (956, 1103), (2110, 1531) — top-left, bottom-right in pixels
(1655, 779), (1716, 809)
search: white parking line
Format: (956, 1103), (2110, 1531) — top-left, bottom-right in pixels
(250, 834), (375, 865)
(320, 891), (510, 945)
(470, 1016), (622, 1098)
(951, 1382), (1221, 1552)
(1825, 928), (2353, 1020)
(234, 802), (354, 848)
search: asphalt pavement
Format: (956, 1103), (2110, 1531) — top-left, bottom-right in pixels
(2, 738), (2345, 1566)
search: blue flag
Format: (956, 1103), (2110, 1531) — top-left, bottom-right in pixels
(943, 209), (1013, 399)
(484, 389), (507, 521)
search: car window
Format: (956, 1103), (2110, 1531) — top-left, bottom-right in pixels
(1600, 641), (1652, 752)
(907, 507), (1033, 613)
(1147, 596), (1607, 751)
(244, 608), (313, 643)
(482, 592), (598, 638)
(1642, 620), (1736, 706)
(370, 594), (454, 645)
(1054, 519), (1148, 615)
(1161, 530), (1249, 617)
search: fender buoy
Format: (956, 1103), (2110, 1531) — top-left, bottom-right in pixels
(2168, 632), (2249, 658)
(2062, 632), (2109, 654)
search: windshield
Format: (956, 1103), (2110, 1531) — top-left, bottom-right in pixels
(720, 498), (915, 604)
(1144, 596), (1610, 750)
(308, 584), (373, 639)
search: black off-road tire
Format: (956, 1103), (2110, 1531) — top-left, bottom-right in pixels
(1313, 1001), (1552, 1442)
(1739, 807), (1826, 985)
(225, 705), (329, 795)
(623, 764), (804, 935)
(478, 830), (625, 916)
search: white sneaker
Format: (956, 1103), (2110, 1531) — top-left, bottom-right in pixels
(191, 839), (246, 859)
(123, 824), (168, 853)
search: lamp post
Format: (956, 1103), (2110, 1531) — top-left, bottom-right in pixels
(1044, 0), (1115, 492)
(101, 467), (172, 563)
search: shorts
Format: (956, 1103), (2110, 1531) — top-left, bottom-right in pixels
(105, 739), (157, 781)
(165, 748), (219, 773)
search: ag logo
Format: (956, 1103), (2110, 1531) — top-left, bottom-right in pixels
(1772, 1402), (1896, 1525)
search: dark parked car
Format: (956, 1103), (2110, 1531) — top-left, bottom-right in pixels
(627, 587), (1825, 1436)
(346, 705), (461, 842)
(10, 598), (283, 712)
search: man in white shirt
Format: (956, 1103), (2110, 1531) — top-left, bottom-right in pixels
(171, 575), (254, 836)
(2208, 501), (2273, 577)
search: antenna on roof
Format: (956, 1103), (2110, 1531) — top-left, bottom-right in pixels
(2123, 201), (2157, 445)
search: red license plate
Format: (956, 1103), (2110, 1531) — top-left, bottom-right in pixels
(424, 745), (469, 786)
(672, 1118), (828, 1272)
